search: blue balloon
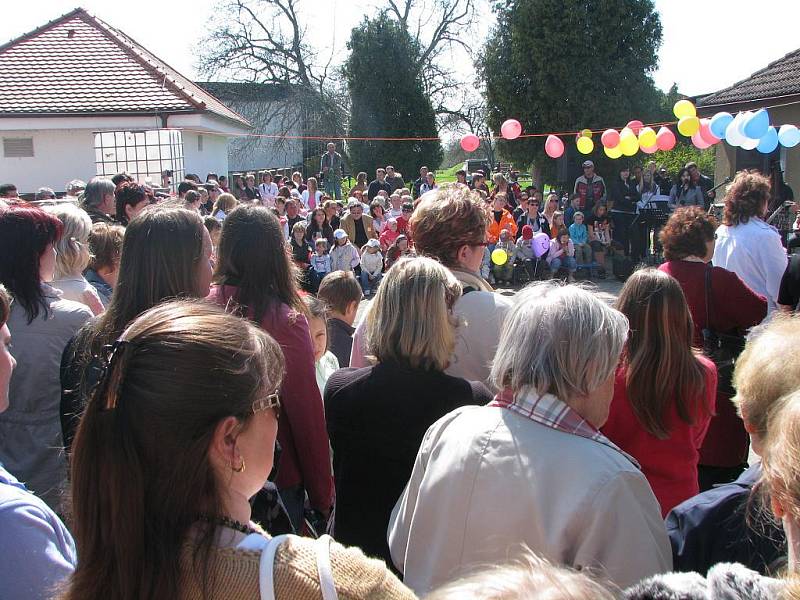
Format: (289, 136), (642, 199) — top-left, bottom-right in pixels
(756, 127), (779, 154)
(710, 112), (733, 139)
(779, 124), (800, 148)
(743, 108), (770, 139)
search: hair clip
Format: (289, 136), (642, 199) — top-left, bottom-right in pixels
(97, 339), (135, 411)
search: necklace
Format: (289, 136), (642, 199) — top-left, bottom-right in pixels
(196, 514), (258, 536)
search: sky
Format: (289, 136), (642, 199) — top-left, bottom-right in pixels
(4, 0), (799, 97)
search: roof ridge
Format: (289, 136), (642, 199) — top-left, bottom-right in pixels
(78, 11), (208, 112)
(0, 6), (86, 54)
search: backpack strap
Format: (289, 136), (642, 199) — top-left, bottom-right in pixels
(259, 534), (338, 600)
(259, 534), (289, 600)
(315, 535), (339, 600)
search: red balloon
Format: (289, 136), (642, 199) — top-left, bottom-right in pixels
(501, 119), (522, 140)
(460, 134), (480, 153)
(698, 119), (720, 146)
(626, 120), (644, 135)
(544, 135), (565, 159)
(601, 129), (620, 148)
(656, 127), (676, 151)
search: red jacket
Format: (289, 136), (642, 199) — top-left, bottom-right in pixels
(208, 285), (334, 512)
(658, 261), (767, 467)
(602, 357), (717, 517)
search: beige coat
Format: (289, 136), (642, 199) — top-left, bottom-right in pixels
(341, 213), (376, 242)
(388, 405), (672, 595)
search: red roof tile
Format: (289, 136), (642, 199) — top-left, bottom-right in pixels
(0, 8), (249, 127)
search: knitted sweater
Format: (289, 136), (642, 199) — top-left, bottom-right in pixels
(178, 535), (416, 600)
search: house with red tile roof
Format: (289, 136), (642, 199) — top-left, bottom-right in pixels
(697, 48), (800, 208)
(0, 8), (251, 193)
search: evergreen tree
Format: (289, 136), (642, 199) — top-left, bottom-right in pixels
(344, 13), (443, 181)
(482, 0), (666, 184)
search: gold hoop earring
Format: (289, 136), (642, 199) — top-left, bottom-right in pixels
(232, 458), (246, 473)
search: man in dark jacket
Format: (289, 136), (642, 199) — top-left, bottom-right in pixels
(368, 168), (392, 202)
(412, 166), (428, 199)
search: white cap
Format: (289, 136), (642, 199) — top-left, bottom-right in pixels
(367, 238), (380, 248)
(334, 228), (348, 240)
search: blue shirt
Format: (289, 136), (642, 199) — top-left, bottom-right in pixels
(568, 222), (589, 245)
(0, 463), (76, 598)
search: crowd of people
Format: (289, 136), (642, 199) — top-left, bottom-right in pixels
(0, 146), (799, 599)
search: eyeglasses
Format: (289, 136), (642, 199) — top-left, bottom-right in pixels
(252, 390), (281, 418)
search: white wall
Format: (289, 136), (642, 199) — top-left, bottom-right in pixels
(0, 129), (96, 193)
(182, 131), (230, 180)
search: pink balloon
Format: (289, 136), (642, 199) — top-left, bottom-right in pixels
(698, 119), (720, 146)
(533, 233), (550, 258)
(601, 129), (620, 148)
(692, 131), (712, 149)
(501, 119), (522, 140)
(460, 133), (480, 153)
(544, 135), (565, 159)
(640, 144), (658, 155)
(626, 120), (644, 135)
(656, 126), (676, 151)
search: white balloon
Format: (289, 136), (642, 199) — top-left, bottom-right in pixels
(736, 111), (753, 137)
(740, 136), (759, 150)
(725, 114), (745, 147)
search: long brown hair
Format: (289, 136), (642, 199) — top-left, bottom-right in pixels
(79, 204), (208, 359)
(616, 269), (711, 439)
(213, 204), (304, 320)
(64, 300), (285, 600)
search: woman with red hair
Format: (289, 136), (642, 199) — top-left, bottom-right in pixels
(0, 206), (92, 511)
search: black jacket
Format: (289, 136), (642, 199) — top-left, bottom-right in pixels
(367, 180), (392, 202)
(610, 177), (640, 212)
(327, 318), (355, 368)
(324, 362), (492, 565)
(667, 464), (786, 576)
(516, 212), (551, 239)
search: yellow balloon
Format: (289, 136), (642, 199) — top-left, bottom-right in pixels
(638, 127), (657, 148)
(619, 132), (639, 155)
(491, 248), (508, 266)
(604, 145), (622, 159)
(580, 128), (592, 139)
(673, 99), (697, 119)
(620, 127), (635, 139)
(677, 116), (700, 137)
(621, 141), (639, 156)
(576, 136), (594, 154)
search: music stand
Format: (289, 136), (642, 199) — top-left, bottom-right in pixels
(639, 202), (670, 265)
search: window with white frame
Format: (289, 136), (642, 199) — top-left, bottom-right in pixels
(94, 130), (184, 189)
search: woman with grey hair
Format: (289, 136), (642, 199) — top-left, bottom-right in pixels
(388, 282), (671, 595)
(81, 176), (117, 224)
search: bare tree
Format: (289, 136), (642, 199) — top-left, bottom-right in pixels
(199, 0), (347, 163)
(438, 89), (497, 168)
(384, 0), (478, 120)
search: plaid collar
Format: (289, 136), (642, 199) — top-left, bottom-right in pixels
(491, 387), (639, 468)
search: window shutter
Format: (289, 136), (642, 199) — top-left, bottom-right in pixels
(3, 137), (34, 158)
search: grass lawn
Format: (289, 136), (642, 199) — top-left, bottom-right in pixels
(434, 163), (535, 189)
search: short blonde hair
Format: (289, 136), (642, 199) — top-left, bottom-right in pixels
(732, 314), (800, 434)
(491, 282), (628, 400)
(45, 203), (92, 278)
(425, 548), (615, 600)
(762, 389), (800, 522)
(365, 257), (460, 371)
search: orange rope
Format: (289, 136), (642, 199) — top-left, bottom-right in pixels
(173, 98), (800, 142)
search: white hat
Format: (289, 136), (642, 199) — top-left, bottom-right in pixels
(334, 228), (348, 240)
(366, 238), (380, 248)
